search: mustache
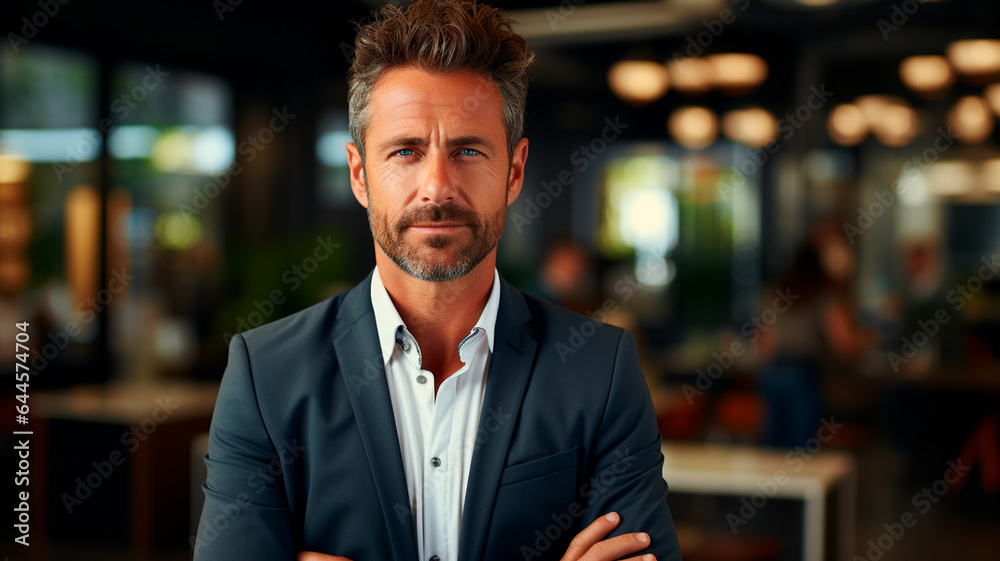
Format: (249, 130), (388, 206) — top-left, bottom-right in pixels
(396, 204), (478, 232)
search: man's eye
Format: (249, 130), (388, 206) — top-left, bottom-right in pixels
(460, 148), (480, 157)
(395, 148), (414, 157)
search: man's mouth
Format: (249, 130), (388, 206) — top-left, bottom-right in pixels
(407, 222), (467, 233)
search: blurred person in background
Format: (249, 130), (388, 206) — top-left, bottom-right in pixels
(758, 223), (878, 448)
(525, 238), (598, 314)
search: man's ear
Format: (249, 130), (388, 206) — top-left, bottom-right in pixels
(346, 141), (369, 209)
(506, 137), (529, 206)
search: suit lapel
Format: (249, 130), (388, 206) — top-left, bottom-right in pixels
(334, 275), (419, 561)
(459, 279), (538, 560)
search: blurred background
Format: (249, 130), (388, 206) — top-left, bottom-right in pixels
(1, 0), (998, 559)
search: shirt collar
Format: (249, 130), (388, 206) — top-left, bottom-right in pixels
(370, 266), (501, 366)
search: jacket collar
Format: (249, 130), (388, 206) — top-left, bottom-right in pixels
(334, 270), (538, 561)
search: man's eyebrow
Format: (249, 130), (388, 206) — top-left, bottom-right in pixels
(447, 135), (495, 149)
(378, 136), (426, 151)
(377, 135), (497, 151)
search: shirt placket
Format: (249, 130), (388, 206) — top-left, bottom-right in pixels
(397, 325), (487, 561)
(424, 372), (456, 561)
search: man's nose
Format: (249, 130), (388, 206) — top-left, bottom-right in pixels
(417, 151), (457, 204)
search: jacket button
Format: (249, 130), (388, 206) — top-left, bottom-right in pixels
(430, 556), (440, 561)
(430, 457), (441, 468)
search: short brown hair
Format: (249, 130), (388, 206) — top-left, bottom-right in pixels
(347, 0), (534, 161)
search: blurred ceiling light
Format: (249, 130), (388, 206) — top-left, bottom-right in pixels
(668, 106), (718, 149)
(872, 103), (918, 147)
(706, 53), (768, 94)
(0, 154), (30, 184)
(927, 161), (975, 197)
(722, 108), (778, 147)
(607, 60), (670, 105)
(827, 104), (868, 146)
(854, 95), (904, 126)
(986, 83), (1000, 116)
(947, 96), (995, 144)
(946, 39), (1000, 77)
(666, 57), (713, 95)
(899, 55), (955, 97)
(794, 0), (839, 5)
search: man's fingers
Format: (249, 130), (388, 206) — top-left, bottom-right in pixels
(622, 556), (657, 561)
(562, 512), (621, 560)
(578, 532), (652, 561)
(296, 553), (353, 561)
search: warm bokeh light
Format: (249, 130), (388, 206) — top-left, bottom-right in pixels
(722, 108), (778, 148)
(65, 185), (101, 309)
(946, 39), (1000, 77)
(607, 60), (670, 105)
(0, 153), (31, 184)
(854, 95), (900, 126)
(927, 160), (976, 196)
(947, 95), (995, 144)
(852, 95), (918, 146)
(0, 204), (31, 249)
(666, 57), (714, 95)
(986, 83), (1000, 117)
(899, 55), (955, 97)
(827, 104), (868, 146)
(982, 158), (1000, 193)
(668, 106), (718, 149)
(706, 53), (768, 94)
(871, 103), (918, 147)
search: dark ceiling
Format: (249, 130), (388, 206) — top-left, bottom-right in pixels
(2, 0), (999, 138)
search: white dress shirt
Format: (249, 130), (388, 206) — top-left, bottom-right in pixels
(370, 266), (500, 561)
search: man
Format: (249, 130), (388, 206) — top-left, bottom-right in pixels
(195, 1), (682, 560)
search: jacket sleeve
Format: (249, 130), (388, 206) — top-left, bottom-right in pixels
(193, 333), (296, 560)
(579, 329), (683, 560)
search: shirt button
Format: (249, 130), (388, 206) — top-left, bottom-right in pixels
(403, 341), (411, 352)
(416, 374), (427, 384)
(430, 457), (441, 468)
(430, 556), (440, 561)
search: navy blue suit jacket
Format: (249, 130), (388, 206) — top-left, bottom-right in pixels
(194, 272), (682, 560)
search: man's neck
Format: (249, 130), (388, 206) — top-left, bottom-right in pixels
(375, 247), (495, 381)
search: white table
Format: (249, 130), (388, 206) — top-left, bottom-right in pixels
(662, 442), (856, 561)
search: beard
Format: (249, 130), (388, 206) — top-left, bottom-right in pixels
(368, 194), (506, 282)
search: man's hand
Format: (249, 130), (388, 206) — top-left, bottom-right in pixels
(297, 512), (654, 561)
(561, 512), (656, 561)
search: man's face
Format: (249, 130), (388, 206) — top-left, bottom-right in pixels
(346, 67), (528, 281)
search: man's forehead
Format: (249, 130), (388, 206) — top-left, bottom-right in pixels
(368, 67), (503, 120)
